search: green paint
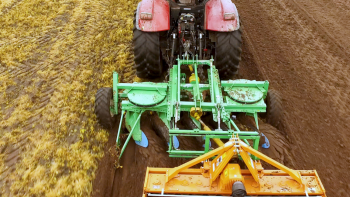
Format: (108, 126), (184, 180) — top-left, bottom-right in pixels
(125, 111), (142, 141)
(108, 59), (269, 159)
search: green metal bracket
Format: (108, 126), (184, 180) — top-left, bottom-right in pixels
(168, 129), (260, 159)
(116, 110), (125, 146)
(193, 64), (201, 102)
(158, 112), (170, 129)
(119, 111), (143, 159)
(125, 111), (143, 141)
(112, 72), (119, 115)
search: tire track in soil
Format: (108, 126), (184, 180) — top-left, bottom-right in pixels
(0, 4), (78, 195)
(236, 0), (350, 196)
(288, 0), (350, 56)
(0, 0), (139, 195)
(0, 0), (136, 195)
(0, 0), (23, 16)
(290, 0), (350, 52)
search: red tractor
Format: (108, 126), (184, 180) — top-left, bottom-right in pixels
(133, 0), (242, 79)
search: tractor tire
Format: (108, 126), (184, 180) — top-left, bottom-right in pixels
(215, 29), (242, 80)
(266, 89), (283, 130)
(95, 87), (117, 130)
(133, 24), (163, 79)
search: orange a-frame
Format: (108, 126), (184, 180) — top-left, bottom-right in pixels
(142, 135), (326, 197)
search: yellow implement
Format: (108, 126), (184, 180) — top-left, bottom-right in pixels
(142, 135), (326, 197)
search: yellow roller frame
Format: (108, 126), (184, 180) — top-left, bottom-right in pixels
(143, 135), (326, 197)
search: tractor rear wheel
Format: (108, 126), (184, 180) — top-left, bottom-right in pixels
(215, 29), (242, 80)
(266, 89), (283, 130)
(95, 87), (117, 130)
(133, 29), (163, 79)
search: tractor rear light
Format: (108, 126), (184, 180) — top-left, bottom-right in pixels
(224, 13), (236, 20)
(140, 12), (152, 20)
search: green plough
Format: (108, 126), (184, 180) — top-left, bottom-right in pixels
(95, 58), (271, 159)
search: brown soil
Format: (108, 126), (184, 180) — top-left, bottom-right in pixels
(237, 0), (350, 196)
(92, 113), (192, 197)
(93, 1), (350, 197)
(1, 0), (349, 196)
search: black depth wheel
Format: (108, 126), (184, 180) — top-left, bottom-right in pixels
(266, 89), (283, 130)
(215, 29), (242, 80)
(95, 87), (117, 130)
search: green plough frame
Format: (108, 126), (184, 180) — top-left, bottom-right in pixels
(112, 58), (269, 159)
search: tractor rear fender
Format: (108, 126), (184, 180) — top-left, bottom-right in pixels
(135, 0), (170, 32)
(205, 0), (240, 32)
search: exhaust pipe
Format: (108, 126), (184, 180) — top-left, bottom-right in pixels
(199, 32), (203, 59)
(170, 33), (176, 65)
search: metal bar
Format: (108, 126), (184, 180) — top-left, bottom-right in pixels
(119, 112), (142, 159)
(252, 137), (260, 160)
(117, 83), (168, 91)
(177, 59), (212, 66)
(118, 93), (128, 98)
(210, 147), (236, 185)
(169, 129), (259, 135)
(254, 112), (259, 129)
(113, 72), (119, 115)
(193, 64), (200, 101)
(168, 134), (173, 152)
(223, 104), (266, 112)
(121, 101), (168, 112)
(178, 101), (266, 112)
(148, 195), (320, 197)
(229, 119), (240, 131)
(204, 136), (210, 152)
(177, 60), (181, 104)
(210, 61), (215, 103)
(167, 65), (178, 124)
(239, 140), (303, 184)
(221, 80), (269, 88)
(116, 110), (125, 146)
(170, 135), (259, 140)
(168, 150), (205, 155)
(213, 69), (221, 105)
(166, 143), (233, 182)
(168, 155), (199, 158)
(180, 83), (210, 91)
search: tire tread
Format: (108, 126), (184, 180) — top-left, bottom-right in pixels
(266, 89), (284, 130)
(133, 13), (162, 78)
(215, 29), (242, 79)
(95, 87), (116, 130)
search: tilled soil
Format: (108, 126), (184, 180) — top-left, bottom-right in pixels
(236, 0), (350, 196)
(92, 113), (201, 197)
(1, 0), (349, 196)
(93, 1), (350, 197)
